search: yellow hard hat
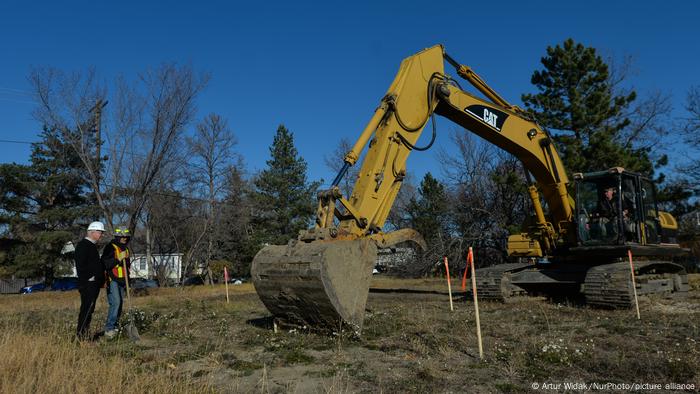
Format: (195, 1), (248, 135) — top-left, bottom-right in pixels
(114, 226), (131, 238)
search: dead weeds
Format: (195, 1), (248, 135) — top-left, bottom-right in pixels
(1, 280), (698, 393)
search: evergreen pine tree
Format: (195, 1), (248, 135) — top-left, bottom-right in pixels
(406, 173), (450, 254)
(522, 38), (655, 175)
(213, 164), (255, 276)
(0, 127), (97, 280)
(251, 125), (320, 246)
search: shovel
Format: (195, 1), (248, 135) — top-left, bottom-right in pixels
(122, 270), (141, 341)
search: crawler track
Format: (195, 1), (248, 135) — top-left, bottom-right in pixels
(474, 263), (530, 301)
(474, 261), (688, 308)
(583, 261), (688, 308)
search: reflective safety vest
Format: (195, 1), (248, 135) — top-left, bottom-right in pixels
(111, 244), (130, 279)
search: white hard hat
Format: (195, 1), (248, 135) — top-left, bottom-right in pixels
(87, 221), (105, 232)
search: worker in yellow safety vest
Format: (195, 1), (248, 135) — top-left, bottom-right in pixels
(101, 225), (132, 339)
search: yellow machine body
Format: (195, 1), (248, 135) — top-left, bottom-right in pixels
(251, 45), (684, 331)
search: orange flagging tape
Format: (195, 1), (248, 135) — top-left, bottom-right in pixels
(461, 248), (473, 292)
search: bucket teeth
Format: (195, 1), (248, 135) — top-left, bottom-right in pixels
(251, 239), (377, 333)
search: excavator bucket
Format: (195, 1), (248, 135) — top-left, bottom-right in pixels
(251, 239), (377, 333)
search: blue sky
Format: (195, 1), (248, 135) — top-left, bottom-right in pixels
(1, 0), (698, 186)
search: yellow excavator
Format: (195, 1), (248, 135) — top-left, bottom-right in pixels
(251, 45), (688, 332)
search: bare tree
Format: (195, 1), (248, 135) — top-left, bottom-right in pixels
(679, 86), (700, 185)
(618, 91), (673, 151)
(684, 86), (700, 136)
(142, 187), (208, 285)
(323, 137), (360, 198)
(30, 64), (209, 234)
(186, 113), (238, 284)
(606, 54), (674, 156)
(439, 130), (528, 268)
(212, 162), (253, 277)
(29, 67), (108, 216)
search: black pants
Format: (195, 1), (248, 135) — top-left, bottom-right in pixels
(76, 282), (101, 340)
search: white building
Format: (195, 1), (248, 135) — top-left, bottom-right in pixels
(130, 253), (183, 280)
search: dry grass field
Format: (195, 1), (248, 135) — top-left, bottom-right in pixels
(1, 274), (699, 393)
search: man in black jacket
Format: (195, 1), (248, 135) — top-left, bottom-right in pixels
(75, 221), (106, 340)
(596, 187), (618, 219)
(593, 186), (634, 241)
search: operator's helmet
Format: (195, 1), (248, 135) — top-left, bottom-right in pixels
(114, 225), (131, 239)
(87, 221), (105, 232)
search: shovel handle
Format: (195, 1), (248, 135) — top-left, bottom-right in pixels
(123, 262), (132, 308)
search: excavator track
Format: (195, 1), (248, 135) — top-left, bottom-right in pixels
(474, 263), (530, 301)
(583, 261), (688, 308)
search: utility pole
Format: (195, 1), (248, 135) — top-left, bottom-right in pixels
(146, 221), (152, 279)
(90, 99), (108, 195)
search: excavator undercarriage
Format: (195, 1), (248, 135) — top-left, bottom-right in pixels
(475, 258), (689, 308)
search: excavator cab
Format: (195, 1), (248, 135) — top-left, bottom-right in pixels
(574, 168), (667, 247)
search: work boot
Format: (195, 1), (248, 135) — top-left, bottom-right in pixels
(104, 329), (118, 339)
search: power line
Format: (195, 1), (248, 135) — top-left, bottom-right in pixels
(0, 139), (35, 145)
(0, 133), (254, 207)
(1, 176), (245, 212)
(0, 87), (34, 105)
(0, 97), (34, 105)
(99, 181), (220, 205)
(0, 137), (245, 174)
(0, 87), (32, 95)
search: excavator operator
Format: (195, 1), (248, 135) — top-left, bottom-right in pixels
(593, 186), (635, 242)
(591, 186), (616, 240)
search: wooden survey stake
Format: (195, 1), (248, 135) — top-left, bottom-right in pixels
(444, 256), (454, 312)
(469, 247), (483, 359)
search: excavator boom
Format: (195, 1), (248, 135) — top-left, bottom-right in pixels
(332, 45), (573, 247)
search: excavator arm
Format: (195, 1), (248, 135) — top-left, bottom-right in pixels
(322, 44), (573, 254)
(252, 45), (576, 332)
